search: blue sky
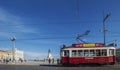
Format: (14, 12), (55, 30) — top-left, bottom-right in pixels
(0, 0), (120, 60)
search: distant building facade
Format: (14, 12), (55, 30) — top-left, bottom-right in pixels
(0, 50), (12, 61)
(14, 48), (24, 61)
(0, 48), (24, 62)
(45, 49), (54, 63)
(47, 49), (53, 60)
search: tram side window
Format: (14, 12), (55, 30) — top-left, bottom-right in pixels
(90, 50), (95, 56)
(84, 50), (89, 56)
(101, 49), (107, 56)
(64, 50), (69, 57)
(96, 50), (101, 56)
(72, 50), (77, 56)
(78, 50), (83, 56)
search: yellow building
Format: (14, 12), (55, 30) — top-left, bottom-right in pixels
(0, 49), (24, 62)
(0, 50), (12, 61)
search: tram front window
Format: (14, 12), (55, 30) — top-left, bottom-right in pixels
(64, 50), (69, 57)
(109, 49), (114, 56)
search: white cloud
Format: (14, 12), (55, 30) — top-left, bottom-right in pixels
(0, 7), (59, 60)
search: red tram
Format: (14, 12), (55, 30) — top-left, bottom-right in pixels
(60, 43), (116, 65)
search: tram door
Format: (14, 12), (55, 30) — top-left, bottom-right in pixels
(64, 50), (69, 64)
(109, 49), (115, 62)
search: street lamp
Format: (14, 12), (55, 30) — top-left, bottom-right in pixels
(10, 36), (16, 62)
(103, 13), (110, 46)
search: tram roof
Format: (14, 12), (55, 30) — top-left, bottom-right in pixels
(62, 46), (116, 50)
(62, 43), (116, 50)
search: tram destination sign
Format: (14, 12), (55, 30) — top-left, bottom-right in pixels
(72, 43), (104, 47)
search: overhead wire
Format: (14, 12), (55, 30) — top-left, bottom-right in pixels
(0, 19), (120, 26)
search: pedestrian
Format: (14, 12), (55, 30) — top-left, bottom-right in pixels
(3, 59), (5, 63)
(52, 58), (54, 64)
(57, 59), (59, 64)
(48, 58), (51, 64)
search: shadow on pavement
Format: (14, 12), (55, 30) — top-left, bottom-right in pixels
(39, 64), (107, 67)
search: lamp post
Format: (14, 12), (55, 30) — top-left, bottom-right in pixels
(103, 13), (110, 46)
(10, 36), (16, 62)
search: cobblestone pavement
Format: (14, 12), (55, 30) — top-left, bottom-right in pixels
(0, 61), (120, 70)
(0, 61), (57, 65)
(0, 64), (120, 70)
